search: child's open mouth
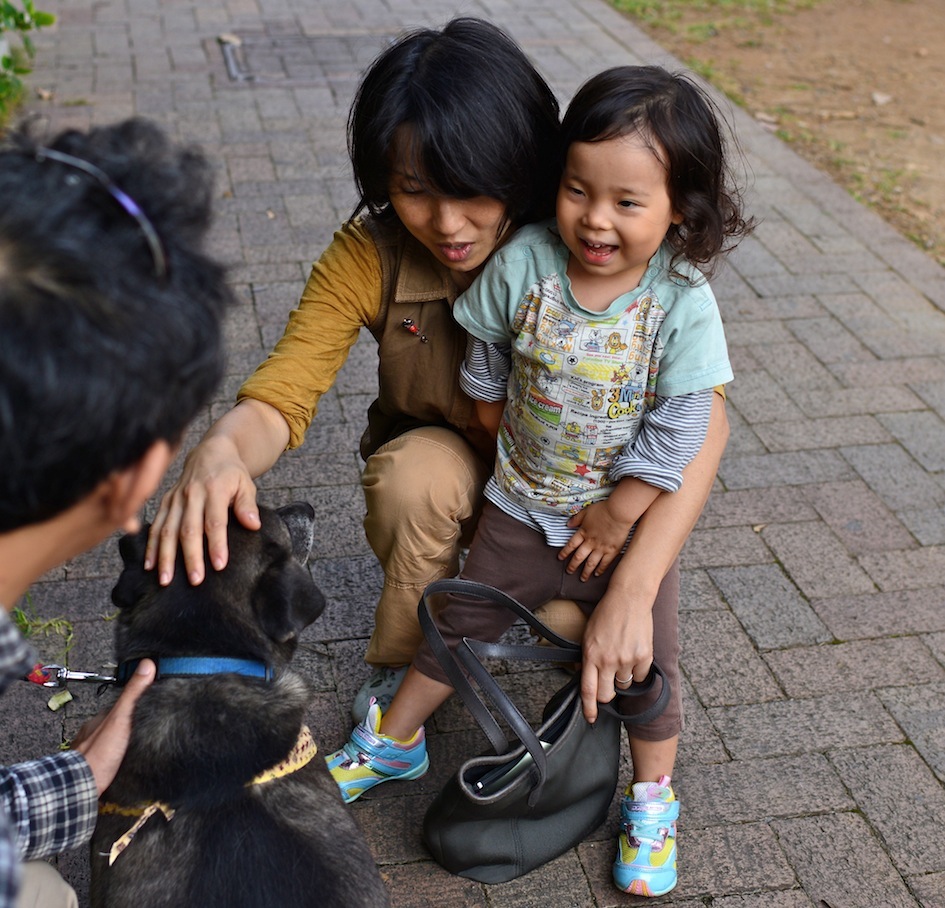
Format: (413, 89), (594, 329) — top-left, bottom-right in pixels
(580, 239), (617, 263)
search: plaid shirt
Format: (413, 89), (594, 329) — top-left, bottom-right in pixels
(0, 609), (97, 907)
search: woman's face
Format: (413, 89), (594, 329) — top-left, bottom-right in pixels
(387, 130), (508, 285)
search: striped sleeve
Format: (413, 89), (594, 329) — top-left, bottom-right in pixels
(610, 389), (713, 492)
(459, 337), (511, 403)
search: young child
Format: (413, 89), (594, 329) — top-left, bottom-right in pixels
(328, 65), (752, 897)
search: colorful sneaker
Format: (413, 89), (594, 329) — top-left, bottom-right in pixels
(612, 775), (679, 897)
(350, 665), (409, 724)
(326, 699), (429, 804)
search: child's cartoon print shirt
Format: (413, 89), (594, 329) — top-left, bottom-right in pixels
(454, 221), (732, 526)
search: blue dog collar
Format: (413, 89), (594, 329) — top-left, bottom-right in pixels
(116, 656), (274, 684)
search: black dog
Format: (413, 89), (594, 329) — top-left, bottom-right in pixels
(90, 503), (390, 908)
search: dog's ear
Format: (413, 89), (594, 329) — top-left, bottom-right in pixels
(117, 524), (150, 566)
(277, 502), (316, 566)
(253, 565), (326, 645)
(112, 524), (154, 610)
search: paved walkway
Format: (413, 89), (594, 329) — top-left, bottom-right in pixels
(8, 0), (945, 905)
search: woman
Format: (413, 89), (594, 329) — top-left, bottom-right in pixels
(145, 17), (729, 722)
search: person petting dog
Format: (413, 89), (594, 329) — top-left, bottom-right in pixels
(328, 66), (753, 897)
(0, 118), (232, 907)
(144, 18), (730, 725)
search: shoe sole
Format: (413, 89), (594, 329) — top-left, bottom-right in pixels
(613, 866), (677, 897)
(340, 755), (430, 804)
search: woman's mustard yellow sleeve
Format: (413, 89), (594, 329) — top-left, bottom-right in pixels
(237, 220), (382, 449)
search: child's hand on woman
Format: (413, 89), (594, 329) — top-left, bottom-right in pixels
(559, 499), (633, 580)
(559, 476), (662, 580)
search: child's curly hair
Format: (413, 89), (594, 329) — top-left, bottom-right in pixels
(561, 65), (755, 280)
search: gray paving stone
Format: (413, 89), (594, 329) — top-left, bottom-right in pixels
(700, 486), (818, 529)
(801, 479), (917, 555)
(765, 637), (945, 697)
(708, 564), (832, 650)
(673, 822), (796, 899)
(811, 588), (945, 641)
(708, 894), (817, 908)
(684, 754), (851, 828)
(726, 294), (826, 322)
(676, 676), (730, 768)
(681, 526), (772, 569)
(745, 271), (864, 299)
(859, 545), (945, 592)
(834, 358), (945, 390)
(909, 378), (945, 416)
(718, 449), (855, 490)
(680, 568), (728, 611)
(795, 385), (927, 418)
(877, 409), (945, 472)
(708, 694), (903, 760)
(754, 414), (890, 453)
(830, 744), (945, 875)
(774, 813), (920, 908)
(726, 369), (806, 424)
(910, 871), (945, 908)
(878, 681), (945, 784)
(727, 319), (809, 353)
(722, 403), (768, 456)
(761, 521), (875, 599)
(898, 506), (945, 545)
(680, 611), (782, 707)
(845, 443), (945, 510)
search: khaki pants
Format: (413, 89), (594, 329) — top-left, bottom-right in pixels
(17, 862), (77, 908)
(362, 426), (491, 666)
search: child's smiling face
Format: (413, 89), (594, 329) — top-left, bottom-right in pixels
(556, 132), (683, 295)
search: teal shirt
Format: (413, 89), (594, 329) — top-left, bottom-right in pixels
(455, 221), (731, 518)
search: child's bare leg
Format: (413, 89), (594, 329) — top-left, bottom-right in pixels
(379, 665), (454, 740)
(628, 734), (677, 783)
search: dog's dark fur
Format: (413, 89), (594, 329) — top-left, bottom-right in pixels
(90, 503), (390, 908)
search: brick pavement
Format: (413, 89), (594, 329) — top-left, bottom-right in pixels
(7, 0), (945, 905)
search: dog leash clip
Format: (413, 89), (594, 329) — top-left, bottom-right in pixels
(26, 664), (117, 689)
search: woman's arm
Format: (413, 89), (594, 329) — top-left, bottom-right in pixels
(144, 222), (382, 586)
(579, 392), (729, 722)
(144, 398), (290, 586)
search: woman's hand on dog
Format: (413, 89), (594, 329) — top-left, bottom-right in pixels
(72, 659), (156, 795)
(144, 400), (290, 587)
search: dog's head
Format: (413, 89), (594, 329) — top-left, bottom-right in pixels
(111, 502), (326, 668)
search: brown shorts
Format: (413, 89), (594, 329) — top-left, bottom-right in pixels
(413, 501), (682, 741)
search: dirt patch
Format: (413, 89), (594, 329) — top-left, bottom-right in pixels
(629, 0), (945, 266)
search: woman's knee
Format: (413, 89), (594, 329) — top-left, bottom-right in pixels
(362, 428), (488, 548)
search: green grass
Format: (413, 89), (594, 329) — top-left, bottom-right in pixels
(610, 0), (819, 42)
(11, 593), (75, 662)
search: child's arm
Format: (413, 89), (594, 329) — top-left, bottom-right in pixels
(560, 388), (714, 580)
(459, 336), (510, 449)
(578, 392), (728, 723)
(474, 398), (505, 441)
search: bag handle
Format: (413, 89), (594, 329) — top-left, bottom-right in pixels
(419, 579), (671, 804)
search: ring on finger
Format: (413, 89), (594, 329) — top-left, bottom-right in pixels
(615, 675), (633, 685)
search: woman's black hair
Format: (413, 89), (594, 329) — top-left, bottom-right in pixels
(562, 65), (754, 278)
(348, 17), (561, 232)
